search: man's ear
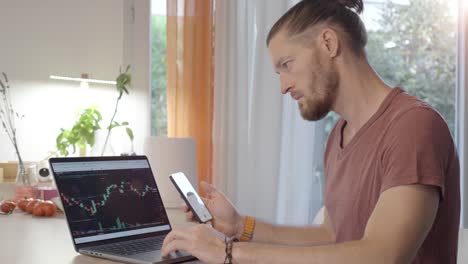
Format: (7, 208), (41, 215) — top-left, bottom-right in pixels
(318, 28), (340, 58)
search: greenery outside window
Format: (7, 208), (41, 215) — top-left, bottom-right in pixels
(324, 0), (458, 137)
(151, 1), (168, 136)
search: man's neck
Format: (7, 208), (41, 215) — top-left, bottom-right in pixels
(333, 58), (392, 135)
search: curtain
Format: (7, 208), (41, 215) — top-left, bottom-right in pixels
(166, 0), (214, 195)
(276, 92), (327, 225)
(276, 0), (327, 223)
(213, 0), (326, 223)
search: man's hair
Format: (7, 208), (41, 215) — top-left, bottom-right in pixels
(267, 0), (367, 56)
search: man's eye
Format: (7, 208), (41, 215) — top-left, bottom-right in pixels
(282, 61), (290, 69)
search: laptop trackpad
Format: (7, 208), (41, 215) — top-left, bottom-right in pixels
(134, 250), (194, 263)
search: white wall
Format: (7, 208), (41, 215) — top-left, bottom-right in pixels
(124, 0), (151, 152)
(0, 0), (150, 161)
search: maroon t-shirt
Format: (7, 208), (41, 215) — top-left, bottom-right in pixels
(324, 88), (460, 263)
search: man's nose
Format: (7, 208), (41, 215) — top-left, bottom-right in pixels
(280, 76), (292, 94)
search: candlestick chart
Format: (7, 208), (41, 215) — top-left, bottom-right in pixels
(55, 168), (169, 238)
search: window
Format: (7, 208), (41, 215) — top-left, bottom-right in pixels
(323, 0), (458, 136)
(363, 0), (461, 221)
(151, 0), (168, 136)
(365, 0), (458, 135)
(362, 0), (468, 227)
(317, 0), (460, 220)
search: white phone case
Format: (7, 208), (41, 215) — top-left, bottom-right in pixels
(170, 172), (213, 223)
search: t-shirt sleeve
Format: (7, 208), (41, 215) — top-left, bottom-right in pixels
(380, 107), (454, 200)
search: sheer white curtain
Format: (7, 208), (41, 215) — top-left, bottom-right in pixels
(213, 0), (325, 224)
(276, 98), (326, 225)
(274, 0), (326, 225)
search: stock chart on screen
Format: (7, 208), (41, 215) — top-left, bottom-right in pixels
(53, 161), (169, 240)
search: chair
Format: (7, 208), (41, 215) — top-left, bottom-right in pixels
(459, 228), (468, 263)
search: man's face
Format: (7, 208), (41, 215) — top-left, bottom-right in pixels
(268, 30), (338, 121)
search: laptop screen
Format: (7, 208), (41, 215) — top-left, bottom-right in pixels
(50, 157), (171, 245)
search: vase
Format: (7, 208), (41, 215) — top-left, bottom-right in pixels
(90, 130), (116, 156)
(14, 161), (37, 200)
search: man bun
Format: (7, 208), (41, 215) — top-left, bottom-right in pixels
(302, 0), (364, 14)
(268, 0), (368, 56)
(336, 0), (364, 14)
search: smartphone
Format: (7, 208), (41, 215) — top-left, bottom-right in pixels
(169, 172), (213, 223)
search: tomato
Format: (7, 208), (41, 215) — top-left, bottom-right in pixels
(32, 201), (57, 217)
(26, 199), (42, 214)
(0, 201), (16, 214)
(4, 199), (16, 204)
(18, 198), (33, 211)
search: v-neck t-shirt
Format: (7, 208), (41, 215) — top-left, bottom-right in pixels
(324, 87), (460, 263)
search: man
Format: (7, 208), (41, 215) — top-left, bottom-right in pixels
(161, 0), (460, 263)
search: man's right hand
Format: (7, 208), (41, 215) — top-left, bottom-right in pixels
(183, 181), (244, 238)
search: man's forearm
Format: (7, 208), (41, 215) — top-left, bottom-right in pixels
(248, 220), (335, 246)
(232, 239), (404, 264)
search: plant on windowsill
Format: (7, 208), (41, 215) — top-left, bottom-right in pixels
(101, 65), (134, 156)
(53, 66), (134, 157)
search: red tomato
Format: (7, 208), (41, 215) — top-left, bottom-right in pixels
(4, 199), (16, 204)
(26, 199), (42, 214)
(33, 201), (57, 217)
(0, 201), (16, 214)
(18, 198), (33, 211)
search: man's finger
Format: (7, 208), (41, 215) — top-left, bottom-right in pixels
(200, 181), (217, 195)
(200, 197), (214, 211)
(185, 211), (195, 221)
(182, 203), (190, 212)
(162, 229), (190, 247)
(161, 239), (190, 257)
(201, 197), (210, 205)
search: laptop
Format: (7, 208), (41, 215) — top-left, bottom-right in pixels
(49, 156), (196, 264)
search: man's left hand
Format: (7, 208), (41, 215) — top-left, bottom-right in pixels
(161, 224), (226, 264)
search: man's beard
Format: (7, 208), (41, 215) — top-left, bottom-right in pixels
(299, 69), (338, 121)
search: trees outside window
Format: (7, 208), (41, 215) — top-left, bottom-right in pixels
(151, 7), (167, 136)
(324, 0), (457, 136)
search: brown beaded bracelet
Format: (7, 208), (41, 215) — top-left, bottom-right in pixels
(224, 237), (236, 264)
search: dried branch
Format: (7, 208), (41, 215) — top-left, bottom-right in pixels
(0, 72), (28, 185)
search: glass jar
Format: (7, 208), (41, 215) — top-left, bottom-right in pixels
(14, 162), (37, 200)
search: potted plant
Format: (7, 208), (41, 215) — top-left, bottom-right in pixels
(55, 107), (102, 157)
(54, 66), (134, 157)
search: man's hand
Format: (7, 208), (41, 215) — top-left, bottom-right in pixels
(183, 181), (244, 238)
(161, 225), (225, 264)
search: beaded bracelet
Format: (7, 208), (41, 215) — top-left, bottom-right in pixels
(240, 216), (256, 241)
(224, 237), (236, 264)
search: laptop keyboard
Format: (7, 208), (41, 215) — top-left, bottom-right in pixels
(88, 236), (165, 256)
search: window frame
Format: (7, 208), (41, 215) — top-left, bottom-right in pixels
(456, 0), (468, 228)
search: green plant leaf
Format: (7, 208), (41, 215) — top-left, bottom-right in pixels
(55, 107), (103, 156)
(126, 127), (134, 141)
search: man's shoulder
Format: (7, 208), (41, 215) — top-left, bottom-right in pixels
(379, 91), (455, 156)
(386, 90), (448, 131)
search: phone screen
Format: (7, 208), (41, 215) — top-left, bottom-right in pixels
(170, 172), (213, 223)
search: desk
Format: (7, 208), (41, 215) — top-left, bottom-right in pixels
(1, 195), (467, 263)
(0, 208), (201, 264)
